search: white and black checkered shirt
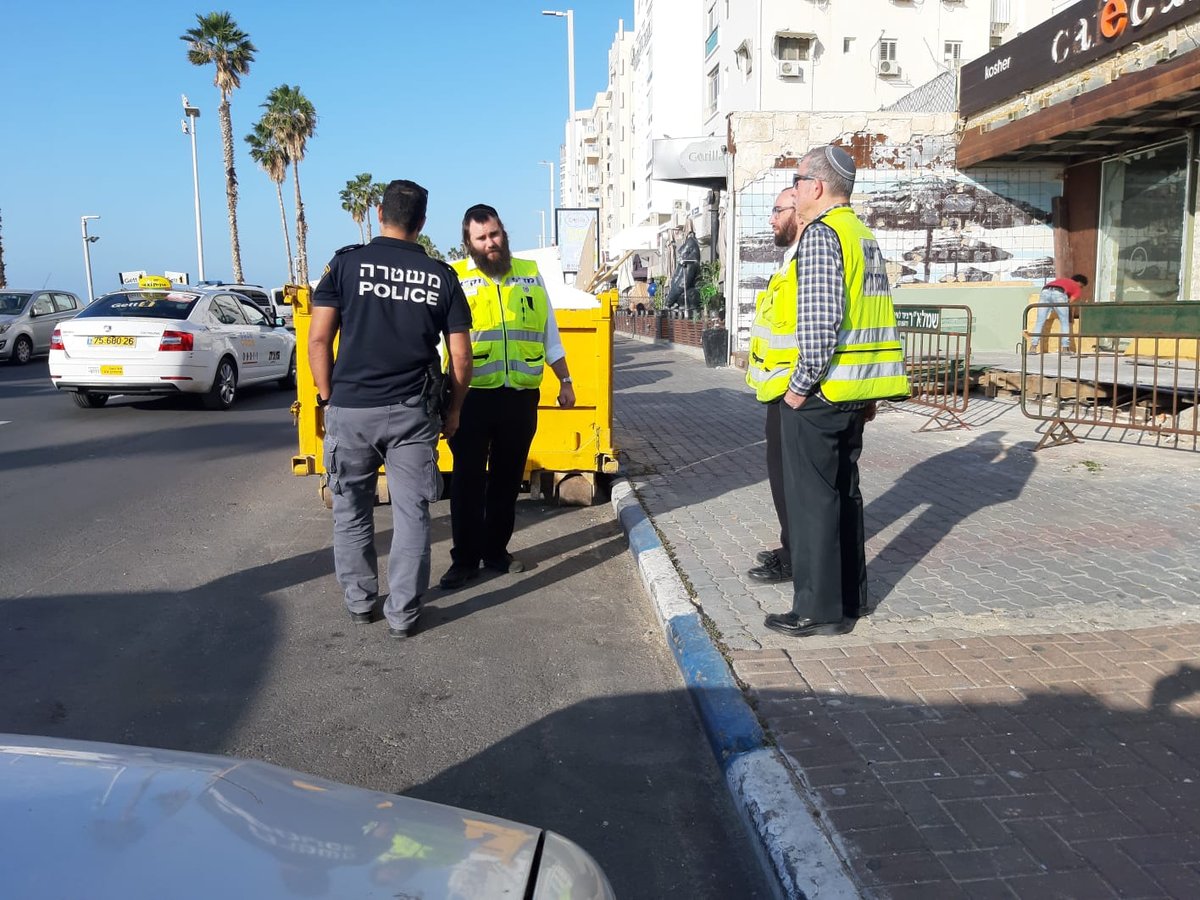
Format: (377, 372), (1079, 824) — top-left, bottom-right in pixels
(788, 212), (867, 409)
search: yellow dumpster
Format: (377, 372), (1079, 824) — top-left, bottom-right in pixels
(289, 284), (620, 507)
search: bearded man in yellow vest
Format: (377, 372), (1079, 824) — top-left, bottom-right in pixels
(744, 187), (805, 584)
(439, 204), (576, 590)
(764, 146), (908, 639)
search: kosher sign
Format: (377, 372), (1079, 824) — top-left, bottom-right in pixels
(894, 306), (942, 333)
(960, 0), (1200, 117)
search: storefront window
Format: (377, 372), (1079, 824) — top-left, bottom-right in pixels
(1096, 139), (1189, 303)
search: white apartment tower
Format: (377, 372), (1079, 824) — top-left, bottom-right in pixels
(704, 0), (1059, 126)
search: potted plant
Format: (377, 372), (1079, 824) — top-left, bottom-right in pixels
(696, 260), (728, 367)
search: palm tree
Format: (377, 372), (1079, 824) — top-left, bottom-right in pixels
(245, 120), (293, 282)
(181, 12), (256, 284)
(339, 173), (373, 243)
(367, 181), (387, 240)
(262, 85), (317, 284)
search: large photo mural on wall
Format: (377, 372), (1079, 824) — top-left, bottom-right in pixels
(733, 134), (1060, 350)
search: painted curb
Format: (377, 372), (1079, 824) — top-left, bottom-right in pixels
(610, 478), (859, 900)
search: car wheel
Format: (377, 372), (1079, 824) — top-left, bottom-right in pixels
(12, 335), (33, 366)
(202, 357), (238, 410)
(71, 391), (109, 409)
(279, 351), (297, 390)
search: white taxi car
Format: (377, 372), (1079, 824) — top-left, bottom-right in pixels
(49, 284), (297, 409)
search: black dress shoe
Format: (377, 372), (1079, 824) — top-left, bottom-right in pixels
(348, 609), (374, 625)
(756, 548), (782, 566)
(388, 625), (413, 640)
(748, 554), (792, 583)
(483, 553), (525, 574)
(439, 562), (479, 589)
(764, 613), (851, 637)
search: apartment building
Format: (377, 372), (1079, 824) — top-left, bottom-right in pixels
(703, 0), (1059, 129)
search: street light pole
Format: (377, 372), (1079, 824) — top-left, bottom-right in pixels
(537, 210), (546, 248)
(538, 160), (556, 244)
(80, 215), (100, 303)
(181, 94), (205, 283)
(542, 9), (576, 208)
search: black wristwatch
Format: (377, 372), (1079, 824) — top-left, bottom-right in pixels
(316, 395), (330, 408)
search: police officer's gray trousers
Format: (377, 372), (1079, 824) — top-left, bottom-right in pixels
(323, 402), (441, 630)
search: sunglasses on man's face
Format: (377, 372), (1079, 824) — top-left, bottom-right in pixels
(793, 174), (820, 185)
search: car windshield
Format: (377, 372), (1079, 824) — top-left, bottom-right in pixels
(77, 291), (201, 320)
(0, 293), (32, 315)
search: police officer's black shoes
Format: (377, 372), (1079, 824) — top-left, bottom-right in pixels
(439, 562), (480, 590)
(748, 552), (792, 584)
(764, 613), (851, 637)
(756, 548), (782, 566)
(483, 553), (525, 574)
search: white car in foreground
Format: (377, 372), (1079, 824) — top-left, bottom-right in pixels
(49, 287), (297, 409)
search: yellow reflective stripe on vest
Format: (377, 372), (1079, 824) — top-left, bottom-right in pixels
(815, 208), (909, 403)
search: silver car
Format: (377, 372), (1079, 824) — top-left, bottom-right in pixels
(0, 735), (616, 900)
(0, 289), (84, 364)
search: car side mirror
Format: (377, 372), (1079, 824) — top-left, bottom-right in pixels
(272, 316), (286, 328)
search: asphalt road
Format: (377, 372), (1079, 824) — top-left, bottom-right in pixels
(0, 359), (772, 900)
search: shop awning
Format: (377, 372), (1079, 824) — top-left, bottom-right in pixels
(959, 47), (1200, 167)
(652, 137), (727, 190)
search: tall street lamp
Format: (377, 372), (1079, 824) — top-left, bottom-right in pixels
(538, 160), (556, 245)
(542, 9), (576, 208)
(537, 210), (546, 248)
(80, 215), (100, 303)
(181, 94), (205, 283)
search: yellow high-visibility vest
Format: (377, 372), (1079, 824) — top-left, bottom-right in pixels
(745, 258), (799, 402)
(813, 207), (909, 403)
(451, 257), (550, 390)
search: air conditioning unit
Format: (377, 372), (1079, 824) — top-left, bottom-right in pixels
(877, 59), (903, 77)
(776, 60), (805, 80)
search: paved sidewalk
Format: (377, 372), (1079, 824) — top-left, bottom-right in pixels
(613, 336), (1200, 898)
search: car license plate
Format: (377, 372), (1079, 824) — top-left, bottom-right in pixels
(88, 336), (135, 346)
(100, 365), (124, 376)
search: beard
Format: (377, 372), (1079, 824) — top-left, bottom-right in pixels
(773, 216), (798, 248)
(470, 236), (513, 279)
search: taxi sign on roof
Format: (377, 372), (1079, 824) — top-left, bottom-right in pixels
(137, 275), (173, 290)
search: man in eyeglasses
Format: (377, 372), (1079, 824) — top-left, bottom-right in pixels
(745, 186), (806, 584)
(438, 204), (576, 590)
(764, 146), (908, 639)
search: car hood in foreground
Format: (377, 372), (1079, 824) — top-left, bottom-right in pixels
(0, 734), (612, 900)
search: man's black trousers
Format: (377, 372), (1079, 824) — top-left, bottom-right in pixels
(447, 386), (539, 566)
(765, 399), (790, 557)
(780, 396), (868, 623)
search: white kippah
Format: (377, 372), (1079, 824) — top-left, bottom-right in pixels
(824, 145), (856, 180)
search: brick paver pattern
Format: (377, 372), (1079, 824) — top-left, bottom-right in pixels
(613, 337), (1200, 898)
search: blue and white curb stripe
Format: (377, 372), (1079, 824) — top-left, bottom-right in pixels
(611, 478), (859, 900)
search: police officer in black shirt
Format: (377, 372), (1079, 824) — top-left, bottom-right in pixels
(310, 179), (473, 639)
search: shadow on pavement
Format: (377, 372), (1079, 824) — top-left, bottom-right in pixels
(0, 546), (331, 752)
(745, 655), (1200, 898)
(408, 688), (773, 900)
(863, 431), (1037, 613)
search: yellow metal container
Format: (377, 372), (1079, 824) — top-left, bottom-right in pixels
(289, 284), (619, 505)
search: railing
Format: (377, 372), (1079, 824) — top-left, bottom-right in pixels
(1020, 301), (1200, 451)
(614, 309), (716, 348)
(895, 304), (973, 431)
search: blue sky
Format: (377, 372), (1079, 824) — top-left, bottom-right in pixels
(0, 0), (633, 297)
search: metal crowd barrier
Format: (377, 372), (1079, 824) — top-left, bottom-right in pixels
(895, 304), (973, 431)
(1020, 301), (1200, 451)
